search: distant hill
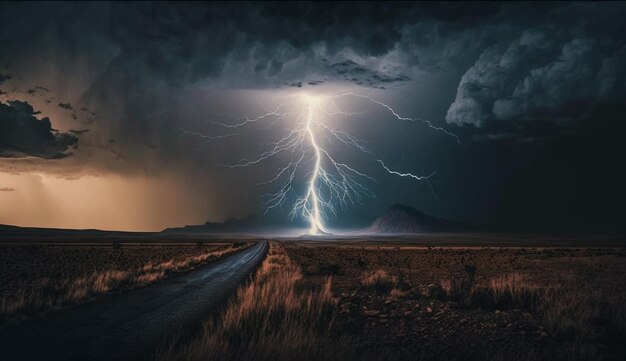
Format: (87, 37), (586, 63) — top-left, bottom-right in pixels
(367, 204), (471, 234)
(164, 206), (471, 235)
(0, 224), (159, 242)
(162, 216), (269, 234)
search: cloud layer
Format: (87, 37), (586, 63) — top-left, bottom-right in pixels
(447, 25), (626, 127)
(0, 3), (625, 231)
(0, 101), (77, 159)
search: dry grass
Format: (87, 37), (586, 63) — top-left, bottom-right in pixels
(439, 272), (626, 358)
(159, 243), (361, 361)
(470, 273), (542, 310)
(540, 285), (626, 358)
(0, 243), (250, 325)
(285, 245), (626, 360)
(360, 269), (398, 294)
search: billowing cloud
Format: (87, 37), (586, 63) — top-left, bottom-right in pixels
(0, 101), (78, 159)
(326, 60), (410, 88)
(446, 24), (626, 127)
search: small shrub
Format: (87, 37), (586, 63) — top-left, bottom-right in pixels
(470, 273), (541, 310)
(390, 288), (408, 298)
(437, 265), (476, 304)
(361, 269), (398, 294)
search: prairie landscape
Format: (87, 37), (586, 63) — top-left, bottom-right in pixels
(1, 236), (625, 360)
(156, 238), (626, 361)
(2, 2), (626, 361)
(0, 241), (250, 328)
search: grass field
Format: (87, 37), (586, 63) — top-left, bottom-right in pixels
(0, 241), (250, 328)
(160, 240), (626, 361)
(3, 236), (624, 361)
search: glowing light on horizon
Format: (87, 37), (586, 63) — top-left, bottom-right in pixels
(179, 87), (458, 235)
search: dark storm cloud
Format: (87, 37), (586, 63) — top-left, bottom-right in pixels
(77, 2), (425, 90)
(58, 102), (73, 110)
(326, 60), (410, 88)
(27, 86), (50, 95)
(0, 101), (78, 159)
(1, 2), (623, 144)
(69, 2), (623, 131)
(1, 2), (625, 231)
(27, 2), (400, 96)
(80, 107), (96, 116)
(69, 129), (89, 135)
(7, 3), (622, 145)
(444, 7), (626, 130)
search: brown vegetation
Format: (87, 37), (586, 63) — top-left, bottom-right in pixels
(361, 269), (398, 294)
(159, 243), (357, 361)
(0, 242), (250, 326)
(285, 244), (626, 360)
(437, 272), (542, 310)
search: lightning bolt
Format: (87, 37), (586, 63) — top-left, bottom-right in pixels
(180, 90), (459, 235)
(331, 92), (462, 144)
(304, 98), (325, 233)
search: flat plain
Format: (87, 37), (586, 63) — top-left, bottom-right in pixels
(0, 241), (249, 328)
(1, 234), (624, 361)
(282, 239), (626, 360)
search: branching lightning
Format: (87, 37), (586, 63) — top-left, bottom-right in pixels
(179, 89), (459, 235)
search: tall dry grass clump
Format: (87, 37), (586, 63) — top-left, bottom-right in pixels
(160, 243), (354, 361)
(438, 272), (542, 310)
(472, 273), (542, 310)
(361, 269), (398, 294)
(0, 243), (250, 324)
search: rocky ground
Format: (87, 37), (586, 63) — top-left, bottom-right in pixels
(332, 290), (555, 360)
(284, 243), (626, 361)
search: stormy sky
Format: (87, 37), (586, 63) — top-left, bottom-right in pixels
(0, 2), (624, 232)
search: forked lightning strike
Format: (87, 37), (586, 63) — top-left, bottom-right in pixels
(179, 91), (458, 234)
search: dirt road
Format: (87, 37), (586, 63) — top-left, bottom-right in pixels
(0, 240), (268, 361)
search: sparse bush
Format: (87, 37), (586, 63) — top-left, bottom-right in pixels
(438, 272), (541, 310)
(470, 273), (541, 310)
(361, 269), (398, 294)
(390, 287), (408, 298)
(439, 279), (453, 295)
(437, 264), (476, 304)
